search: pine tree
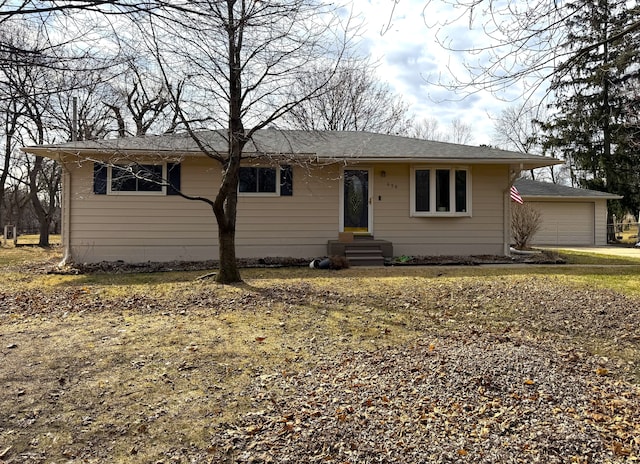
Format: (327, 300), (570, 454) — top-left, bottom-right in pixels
(540, 0), (640, 214)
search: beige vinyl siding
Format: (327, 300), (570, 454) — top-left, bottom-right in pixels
(65, 158), (339, 262)
(235, 164), (339, 258)
(64, 157), (512, 263)
(373, 164), (507, 256)
(527, 201), (595, 246)
(67, 158), (217, 263)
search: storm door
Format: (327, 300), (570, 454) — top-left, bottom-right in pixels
(343, 169), (371, 234)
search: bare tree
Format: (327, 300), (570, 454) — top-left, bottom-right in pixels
(140, 0), (356, 283)
(493, 105), (540, 155)
(104, 57), (180, 136)
(449, 117), (473, 144)
(52, 71), (116, 142)
(406, 116), (473, 143)
(0, 20), (70, 245)
(0, 1), (202, 24)
(22, 154), (61, 245)
(0, 94), (23, 230)
(0, 179), (33, 233)
(418, 0), (640, 103)
(21, 69), (60, 247)
(0, 22), (53, 240)
(284, 59), (410, 134)
(492, 104), (571, 185)
(406, 117), (445, 141)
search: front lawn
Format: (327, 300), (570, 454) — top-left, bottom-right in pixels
(1, 249), (639, 463)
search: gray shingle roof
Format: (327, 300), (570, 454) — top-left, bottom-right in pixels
(25, 129), (560, 169)
(514, 178), (622, 199)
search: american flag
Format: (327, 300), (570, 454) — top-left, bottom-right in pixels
(510, 185), (524, 204)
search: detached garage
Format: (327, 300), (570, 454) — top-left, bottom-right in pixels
(514, 179), (622, 246)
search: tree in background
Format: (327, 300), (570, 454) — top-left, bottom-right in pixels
(105, 56), (180, 137)
(407, 117), (445, 141)
(50, 68), (118, 142)
(449, 117), (473, 144)
(0, 1), (199, 28)
(0, 20), (65, 245)
(539, 0), (640, 215)
(284, 59), (411, 134)
(421, 0), (640, 102)
(406, 117), (473, 144)
(492, 103), (569, 184)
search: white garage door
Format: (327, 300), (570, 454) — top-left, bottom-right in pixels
(528, 201), (595, 246)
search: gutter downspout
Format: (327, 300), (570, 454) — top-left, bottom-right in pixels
(60, 97), (77, 266)
(503, 185), (510, 256)
(60, 164), (72, 266)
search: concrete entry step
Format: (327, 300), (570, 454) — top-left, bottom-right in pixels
(327, 236), (392, 267)
(346, 256), (385, 266)
(344, 246), (385, 267)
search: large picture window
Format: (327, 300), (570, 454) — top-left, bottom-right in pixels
(94, 162), (180, 196)
(411, 166), (471, 216)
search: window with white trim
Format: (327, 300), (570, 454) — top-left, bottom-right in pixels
(108, 163), (166, 195)
(410, 167), (471, 216)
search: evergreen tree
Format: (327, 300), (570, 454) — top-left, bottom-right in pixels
(540, 0), (640, 214)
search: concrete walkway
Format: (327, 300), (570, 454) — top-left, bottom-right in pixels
(541, 245), (640, 259)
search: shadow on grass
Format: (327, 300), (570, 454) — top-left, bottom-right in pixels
(57, 260), (640, 289)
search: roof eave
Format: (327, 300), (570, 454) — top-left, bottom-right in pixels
(22, 146), (202, 161)
(23, 146), (561, 169)
(522, 194), (623, 200)
(314, 156), (561, 168)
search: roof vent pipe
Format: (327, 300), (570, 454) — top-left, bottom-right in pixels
(72, 97), (78, 142)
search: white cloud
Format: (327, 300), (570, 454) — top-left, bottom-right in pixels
(348, 0), (523, 145)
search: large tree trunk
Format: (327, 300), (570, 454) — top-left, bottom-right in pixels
(28, 155), (52, 248)
(213, 4), (246, 285)
(217, 223), (241, 283)
(38, 218), (51, 247)
(213, 139), (243, 284)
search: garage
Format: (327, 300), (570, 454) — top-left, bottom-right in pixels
(526, 200), (595, 245)
(514, 179), (622, 246)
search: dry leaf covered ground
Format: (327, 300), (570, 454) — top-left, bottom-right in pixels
(1, 247), (639, 463)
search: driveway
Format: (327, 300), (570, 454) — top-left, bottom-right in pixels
(541, 245), (640, 259)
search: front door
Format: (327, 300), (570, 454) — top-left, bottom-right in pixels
(343, 169), (371, 234)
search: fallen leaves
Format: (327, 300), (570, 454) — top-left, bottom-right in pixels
(1, 264), (640, 463)
(209, 336), (640, 463)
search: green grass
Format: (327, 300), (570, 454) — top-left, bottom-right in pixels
(0, 242), (62, 266)
(555, 248), (640, 265)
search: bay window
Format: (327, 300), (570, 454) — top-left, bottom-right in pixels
(411, 166), (471, 216)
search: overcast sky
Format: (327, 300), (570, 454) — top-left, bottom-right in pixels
(348, 0), (526, 146)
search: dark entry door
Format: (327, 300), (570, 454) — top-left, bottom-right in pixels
(343, 169), (370, 233)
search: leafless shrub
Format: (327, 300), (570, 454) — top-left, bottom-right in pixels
(511, 203), (542, 249)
